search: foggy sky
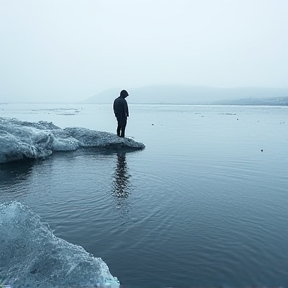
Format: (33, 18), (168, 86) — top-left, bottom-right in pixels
(0, 0), (287, 103)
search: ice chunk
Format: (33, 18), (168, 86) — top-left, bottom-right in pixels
(0, 117), (145, 163)
(0, 201), (120, 288)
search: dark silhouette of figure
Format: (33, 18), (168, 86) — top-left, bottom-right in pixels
(113, 90), (129, 137)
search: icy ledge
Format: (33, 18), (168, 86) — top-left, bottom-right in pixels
(0, 201), (120, 288)
(0, 117), (145, 164)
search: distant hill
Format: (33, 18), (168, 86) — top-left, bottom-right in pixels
(83, 85), (288, 105)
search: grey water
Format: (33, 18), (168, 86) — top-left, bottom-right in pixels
(1, 103), (288, 288)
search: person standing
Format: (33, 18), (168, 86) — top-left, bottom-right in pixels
(113, 90), (129, 137)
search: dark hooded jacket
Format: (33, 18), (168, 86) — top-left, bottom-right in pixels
(113, 95), (129, 119)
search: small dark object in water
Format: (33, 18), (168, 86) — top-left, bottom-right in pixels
(261, 149), (263, 152)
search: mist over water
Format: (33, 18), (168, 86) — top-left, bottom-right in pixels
(1, 103), (288, 288)
(1, 1), (287, 103)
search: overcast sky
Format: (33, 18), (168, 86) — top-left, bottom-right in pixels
(0, 0), (287, 102)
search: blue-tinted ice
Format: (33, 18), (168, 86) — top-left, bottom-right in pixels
(0, 117), (145, 163)
(0, 202), (120, 288)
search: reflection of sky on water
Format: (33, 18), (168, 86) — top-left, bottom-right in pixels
(1, 104), (287, 287)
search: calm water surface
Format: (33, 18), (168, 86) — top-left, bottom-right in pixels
(1, 103), (288, 287)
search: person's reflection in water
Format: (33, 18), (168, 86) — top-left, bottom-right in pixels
(112, 152), (131, 213)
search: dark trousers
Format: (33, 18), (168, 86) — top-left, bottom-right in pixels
(116, 117), (127, 137)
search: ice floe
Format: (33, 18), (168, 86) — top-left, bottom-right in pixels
(0, 117), (145, 163)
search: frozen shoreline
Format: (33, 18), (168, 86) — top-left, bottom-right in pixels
(0, 117), (145, 164)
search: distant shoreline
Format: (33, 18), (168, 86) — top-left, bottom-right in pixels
(1, 101), (287, 106)
(83, 85), (288, 106)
